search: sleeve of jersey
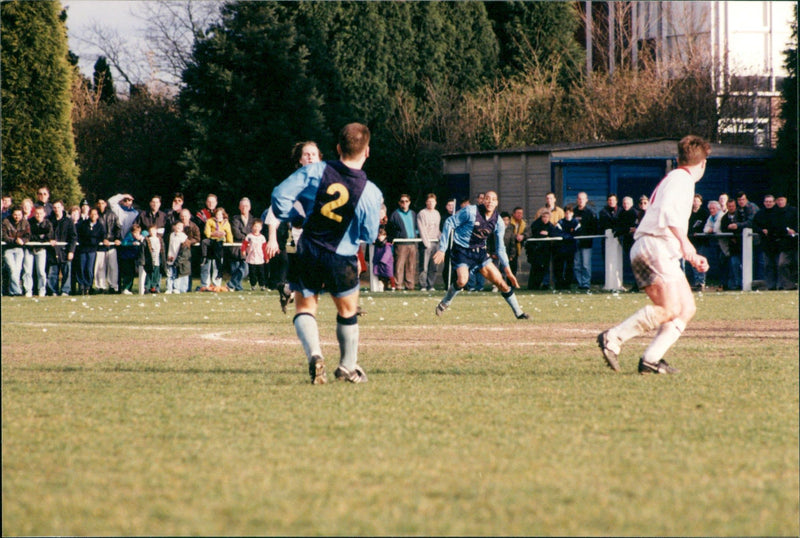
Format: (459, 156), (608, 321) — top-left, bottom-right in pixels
(440, 206), (475, 252)
(357, 183), (383, 245)
(493, 217), (510, 270)
(271, 162), (325, 222)
(438, 216), (455, 253)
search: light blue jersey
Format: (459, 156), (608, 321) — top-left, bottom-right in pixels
(271, 161), (383, 256)
(438, 204), (510, 270)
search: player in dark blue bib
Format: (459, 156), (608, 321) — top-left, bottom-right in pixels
(433, 191), (529, 320)
(271, 123), (383, 384)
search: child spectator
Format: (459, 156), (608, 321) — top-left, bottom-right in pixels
(242, 219), (268, 290)
(373, 224), (394, 292)
(203, 207), (233, 290)
(119, 223), (144, 295)
(141, 224), (165, 293)
(165, 221), (189, 294)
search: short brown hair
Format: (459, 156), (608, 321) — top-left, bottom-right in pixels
(677, 135), (711, 166)
(338, 123), (370, 159)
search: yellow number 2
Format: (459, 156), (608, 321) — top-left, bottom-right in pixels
(320, 183), (349, 223)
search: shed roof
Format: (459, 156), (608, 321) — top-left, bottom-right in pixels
(442, 139), (774, 160)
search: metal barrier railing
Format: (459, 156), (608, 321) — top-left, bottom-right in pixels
(3, 230), (758, 291)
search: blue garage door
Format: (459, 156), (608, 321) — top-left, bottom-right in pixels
(612, 162), (668, 203)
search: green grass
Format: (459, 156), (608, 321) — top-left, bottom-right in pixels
(2, 289), (798, 536)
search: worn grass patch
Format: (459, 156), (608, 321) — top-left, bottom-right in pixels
(2, 289), (798, 535)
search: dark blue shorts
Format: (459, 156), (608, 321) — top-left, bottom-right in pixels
(290, 240), (359, 298)
(451, 245), (491, 273)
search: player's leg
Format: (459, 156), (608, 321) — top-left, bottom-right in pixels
(331, 290), (366, 382)
(480, 262), (528, 319)
(638, 272), (695, 373)
(598, 237), (672, 371)
(437, 264), (470, 315)
(327, 251), (367, 383)
(293, 292), (325, 383)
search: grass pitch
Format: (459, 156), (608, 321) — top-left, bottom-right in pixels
(2, 288), (798, 535)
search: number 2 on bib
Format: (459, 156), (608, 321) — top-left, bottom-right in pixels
(320, 183), (349, 223)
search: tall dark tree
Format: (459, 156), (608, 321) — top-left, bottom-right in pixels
(485, 1), (583, 81)
(93, 56), (117, 105)
(1, 0), (82, 205)
(179, 2), (327, 211)
(73, 91), (188, 205)
(294, 1), (498, 203)
(772, 4), (798, 205)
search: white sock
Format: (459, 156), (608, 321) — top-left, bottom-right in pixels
(608, 305), (660, 352)
(642, 318), (686, 364)
(293, 313), (322, 361)
(336, 314), (359, 370)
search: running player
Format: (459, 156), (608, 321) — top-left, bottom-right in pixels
(597, 135), (711, 374)
(271, 123), (382, 384)
(431, 190), (529, 320)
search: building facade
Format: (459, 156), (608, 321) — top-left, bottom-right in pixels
(581, 1), (794, 148)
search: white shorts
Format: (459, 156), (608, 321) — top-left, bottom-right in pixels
(630, 235), (685, 289)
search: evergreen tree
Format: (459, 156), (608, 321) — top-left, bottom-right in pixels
(73, 91), (188, 204)
(179, 1), (327, 210)
(485, 1), (583, 81)
(179, 1), (499, 205)
(93, 56), (117, 106)
(1, 0), (82, 206)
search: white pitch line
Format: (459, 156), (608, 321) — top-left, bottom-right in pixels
(5, 321), (199, 331)
(200, 331), (581, 347)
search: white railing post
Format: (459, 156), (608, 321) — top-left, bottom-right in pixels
(603, 229), (623, 291)
(368, 243), (381, 292)
(742, 228), (753, 291)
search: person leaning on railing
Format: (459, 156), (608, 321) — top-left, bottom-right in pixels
(25, 205), (54, 297)
(2, 206), (31, 296)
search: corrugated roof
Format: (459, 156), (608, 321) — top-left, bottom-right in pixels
(441, 138), (773, 159)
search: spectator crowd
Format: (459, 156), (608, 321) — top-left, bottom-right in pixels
(2, 185), (798, 297)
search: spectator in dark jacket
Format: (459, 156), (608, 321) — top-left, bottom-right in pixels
(135, 195), (167, 238)
(47, 200), (77, 296)
(753, 194), (782, 289)
(687, 193), (710, 290)
(572, 192), (598, 290)
(526, 210), (559, 290)
(598, 194), (620, 232)
(76, 208), (106, 295)
(720, 199), (744, 289)
(94, 199), (122, 293)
